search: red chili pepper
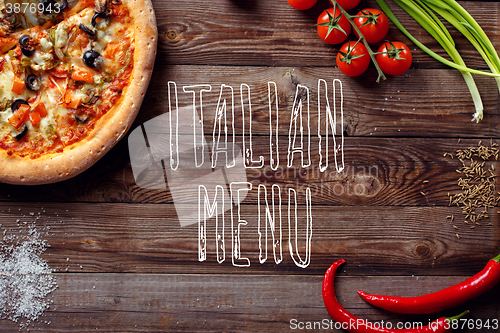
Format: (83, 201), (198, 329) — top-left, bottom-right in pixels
(358, 253), (500, 314)
(322, 259), (468, 333)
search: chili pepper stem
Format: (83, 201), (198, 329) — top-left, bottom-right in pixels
(324, 260), (460, 333)
(448, 310), (470, 321)
(328, 0), (387, 82)
(492, 252), (500, 263)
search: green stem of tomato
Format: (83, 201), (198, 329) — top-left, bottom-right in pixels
(328, 0), (387, 82)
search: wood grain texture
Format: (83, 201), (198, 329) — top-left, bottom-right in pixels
(1, 273), (498, 332)
(0, 203), (497, 276)
(137, 65), (500, 137)
(0, 137), (497, 206)
(1, 0), (500, 331)
(156, 0), (499, 68)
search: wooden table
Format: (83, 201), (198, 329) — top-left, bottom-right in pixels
(1, 0), (499, 331)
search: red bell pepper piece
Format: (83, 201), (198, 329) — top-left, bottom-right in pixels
(11, 75), (25, 95)
(29, 111), (41, 127)
(8, 104), (30, 129)
(357, 253), (500, 314)
(33, 102), (47, 118)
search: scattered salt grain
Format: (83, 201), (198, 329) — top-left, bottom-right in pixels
(0, 224), (58, 329)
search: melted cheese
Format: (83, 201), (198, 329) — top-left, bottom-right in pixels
(0, 0), (81, 29)
(31, 51), (55, 71)
(40, 37), (53, 52)
(0, 58), (15, 106)
(0, 1), (134, 157)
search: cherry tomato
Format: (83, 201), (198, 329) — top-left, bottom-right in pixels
(337, 41), (370, 77)
(353, 8), (389, 44)
(376, 41), (412, 76)
(287, 0), (317, 10)
(317, 7), (351, 45)
(335, 0), (361, 10)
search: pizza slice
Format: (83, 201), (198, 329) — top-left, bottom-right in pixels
(0, 0), (82, 49)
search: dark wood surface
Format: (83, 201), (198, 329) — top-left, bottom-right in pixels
(1, 0), (500, 331)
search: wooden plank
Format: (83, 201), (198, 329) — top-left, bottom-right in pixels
(156, 0), (500, 68)
(138, 65), (500, 137)
(0, 203), (497, 275)
(2, 1), (500, 332)
(0, 137), (497, 206)
(0, 273), (498, 332)
(129, 136), (500, 207)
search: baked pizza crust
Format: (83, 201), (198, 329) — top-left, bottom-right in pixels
(0, 0), (157, 185)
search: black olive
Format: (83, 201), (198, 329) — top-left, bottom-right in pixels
(11, 99), (29, 112)
(19, 35), (35, 57)
(60, 0), (68, 11)
(82, 50), (103, 69)
(25, 74), (41, 91)
(74, 114), (89, 123)
(14, 124), (28, 141)
(79, 23), (96, 37)
(19, 35), (30, 47)
(40, 0), (55, 14)
(40, 0), (66, 13)
(91, 12), (107, 28)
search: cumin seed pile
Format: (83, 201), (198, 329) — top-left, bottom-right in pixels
(446, 140), (499, 230)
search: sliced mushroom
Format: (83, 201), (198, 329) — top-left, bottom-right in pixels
(94, 0), (109, 14)
(0, 16), (13, 36)
(2, 8), (30, 31)
(1, 8), (22, 30)
(82, 88), (100, 106)
(87, 95), (99, 105)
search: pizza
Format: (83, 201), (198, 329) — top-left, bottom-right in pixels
(0, 0), (157, 184)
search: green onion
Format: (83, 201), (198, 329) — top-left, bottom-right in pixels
(423, 0), (500, 93)
(376, 0), (500, 122)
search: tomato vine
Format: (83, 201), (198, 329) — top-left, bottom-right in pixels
(328, 0), (387, 82)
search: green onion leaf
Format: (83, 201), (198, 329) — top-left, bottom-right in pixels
(375, 0), (500, 121)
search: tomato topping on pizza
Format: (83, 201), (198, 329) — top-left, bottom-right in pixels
(0, 0), (135, 159)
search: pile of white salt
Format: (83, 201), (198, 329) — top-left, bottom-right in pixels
(0, 224), (57, 329)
